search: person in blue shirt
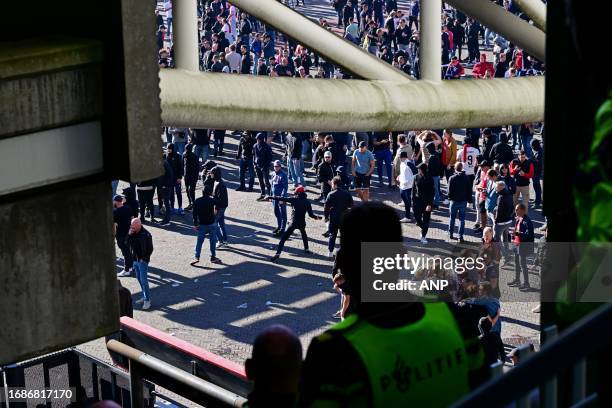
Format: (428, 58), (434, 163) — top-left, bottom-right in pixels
(271, 160), (288, 236)
(465, 281), (502, 335)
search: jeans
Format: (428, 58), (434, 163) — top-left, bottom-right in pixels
(194, 144), (210, 163)
(215, 207), (228, 243)
(374, 149), (393, 186)
(448, 200), (467, 238)
(111, 180), (119, 198)
(400, 188), (412, 218)
(494, 222), (512, 258)
(170, 181), (183, 209)
(116, 236), (133, 271)
(273, 200), (287, 231)
(513, 246), (530, 285)
(134, 261), (150, 301)
(239, 158), (255, 188)
(287, 157), (305, 186)
(195, 224), (218, 259)
(173, 141), (186, 156)
(520, 134), (533, 158)
(532, 174), (542, 205)
(432, 176), (441, 205)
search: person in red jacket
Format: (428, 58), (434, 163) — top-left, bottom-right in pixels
(509, 151), (534, 214)
(472, 53), (495, 79)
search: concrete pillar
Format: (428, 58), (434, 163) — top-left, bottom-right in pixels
(174, 0), (200, 71)
(514, 0), (546, 31)
(420, 0), (442, 82)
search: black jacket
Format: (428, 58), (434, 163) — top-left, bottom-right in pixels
(253, 141), (273, 168)
(532, 149), (543, 177)
(193, 195), (216, 226)
(490, 142), (514, 165)
(192, 128), (211, 146)
(448, 171), (472, 203)
(324, 189), (354, 223)
(482, 137), (496, 162)
(167, 152), (184, 179)
(269, 193), (317, 227)
(126, 227), (154, 263)
(158, 158), (175, 188)
(317, 162), (335, 183)
(183, 151), (199, 183)
(495, 189), (514, 223)
(213, 180), (228, 209)
(412, 173), (435, 206)
(237, 135), (255, 159)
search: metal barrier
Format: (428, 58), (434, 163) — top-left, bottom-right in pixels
(106, 341), (246, 408)
(452, 303), (612, 407)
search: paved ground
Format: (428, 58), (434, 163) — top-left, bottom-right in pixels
(79, 0), (541, 372)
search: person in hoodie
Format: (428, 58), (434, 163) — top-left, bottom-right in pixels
(165, 143), (185, 215)
(489, 132), (514, 165)
(425, 142), (442, 207)
(136, 178), (157, 223)
(253, 132), (273, 200)
(271, 160), (288, 236)
(412, 162), (435, 243)
(268, 186), (322, 262)
(481, 128), (496, 162)
(210, 167), (229, 247)
(183, 143), (199, 211)
(236, 131), (256, 191)
(317, 151), (335, 202)
(157, 153), (175, 225)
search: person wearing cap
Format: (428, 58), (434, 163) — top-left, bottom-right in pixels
(113, 195), (134, 277)
(412, 162), (434, 243)
(271, 160), (288, 236)
(268, 186), (322, 262)
(352, 141), (376, 201)
(317, 151), (335, 202)
(253, 132), (273, 200)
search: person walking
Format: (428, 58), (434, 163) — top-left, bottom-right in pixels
(447, 162), (472, 241)
(191, 185), (222, 265)
(271, 160), (288, 236)
(114, 195), (134, 277)
(211, 167), (229, 247)
(183, 143), (199, 211)
(268, 186), (322, 262)
(412, 163), (434, 243)
(254, 133), (273, 200)
(317, 151), (335, 202)
(324, 177), (354, 257)
(397, 151), (417, 222)
(236, 131), (256, 191)
(510, 203), (534, 290)
(126, 218), (154, 310)
(352, 141), (376, 201)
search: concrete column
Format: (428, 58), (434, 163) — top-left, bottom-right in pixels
(174, 0), (199, 71)
(514, 0), (546, 31)
(420, 0), (442, 82)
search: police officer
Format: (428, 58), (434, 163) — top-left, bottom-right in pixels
(299, 202), (488, 407)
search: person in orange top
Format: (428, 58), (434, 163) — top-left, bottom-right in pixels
(472, 53), (495, 79)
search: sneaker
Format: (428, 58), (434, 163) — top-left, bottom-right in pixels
(270, 254), (280, 262)
(449, 234), (455, 240)
(420, 237), (428, 244)
(190, 258), (200, 265)
(304, 249), (312, 254)
(160, 219), (171, 226)
(135, 298), (145, 305)
(332, 310), (342, 319)
(322, 231), (331, 237)
(117, 270), (131, 277)
(443, 199), (450, 205)
(519, 283), (531, 291)
(272, 227), (280, 235)
(459, 237), (465, 243)
(532, 305), (541, 313)
(184, 204), (193, 211)
(216, 241), (227, 248)
(256, 196), (266, 201)
(273, 230), (283, 236)
(328, 251), (335, 258)
(142, 300), (151, 310)
(400, 217), (410, 223)
(210, 257), (222, 264)
(507, 280), (521, 286)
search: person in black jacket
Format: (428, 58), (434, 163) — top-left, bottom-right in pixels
(489, 133), (514, 165)
(493, 181), (514, 261)
(254, 133), (273, 200)
(192, 128), (211, 163)
(137, 178), (157, 223)
(268, 186), (322, 262)
(531, 139), (543, 208)
(211, 167), (229, 247)
(481, 128), (496, 163)
(191, 185), (222, 265)
(412, 163), (435, 243)
(447, 162), (472, 241)
(212, 129), (226, 157)
(510, 203), (534, 290)
(425, 142), (442, 206)
(236, 131), (256, 191)
(478, 316), (506, 367)
(121, 186), (140, 219)
(157, 155), (174, 225)
(317, 151), (335, 202)
(166, 143), (185, 215)
(126, 218), (154, 310)
(183, 144), (199, 211)
(324, 177), (354, 257)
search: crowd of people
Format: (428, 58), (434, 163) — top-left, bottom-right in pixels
(108, 1), (546, 406)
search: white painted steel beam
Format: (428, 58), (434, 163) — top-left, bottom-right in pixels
(514, 0), (546, 31)
(445, 0), (546, 61)
(174, 0), (199, 71)
(230, 0), (410, 81)
(421, 0), (442, 81)
(160, 70), (544, 131)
